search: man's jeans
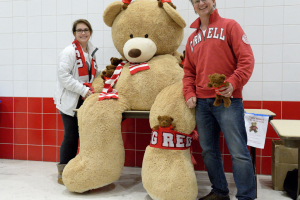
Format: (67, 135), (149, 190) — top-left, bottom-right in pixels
(195, 98), (256, 200)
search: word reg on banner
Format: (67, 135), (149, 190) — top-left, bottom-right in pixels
(244, 112), (269, 149)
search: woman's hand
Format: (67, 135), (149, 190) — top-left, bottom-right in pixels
(219, 82), (234, 98)
(83, 90), (93, 99)
(186, 96), (196, 108)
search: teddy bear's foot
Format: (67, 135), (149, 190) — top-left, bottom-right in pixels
(142, 147), (198, 200)
(144, 81), (198, 200)
(63, 153), (124, 193)
(223, 98), (231, 107)
(213, 100), (222, 107)
(62, 96), (125, 193)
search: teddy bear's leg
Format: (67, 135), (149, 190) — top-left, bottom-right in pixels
(213, 95), (222, 107)
(223, 97), (231, 107)
(142, 81), (198, 200)
(62, 94), (125, 193)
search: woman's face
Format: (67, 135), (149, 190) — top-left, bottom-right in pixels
(74, 23), (91, 45)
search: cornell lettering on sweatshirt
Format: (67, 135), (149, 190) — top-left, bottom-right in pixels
(190, 27), (225, 52)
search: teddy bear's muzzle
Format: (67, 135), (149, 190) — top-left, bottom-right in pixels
(123, 37), (157, 63)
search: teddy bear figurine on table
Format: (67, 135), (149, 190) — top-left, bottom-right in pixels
(62, 0), (198, 200)
(207, 73), (231, 108)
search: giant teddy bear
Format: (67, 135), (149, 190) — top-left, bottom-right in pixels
(62, 0), (198, 199)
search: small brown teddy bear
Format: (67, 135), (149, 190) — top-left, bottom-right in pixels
(249, 122), (258, 133)
(179, 50), (185, 68)
(122, 0), (132, 9)
(153, 115), (176, 130)
(100, 57), (123, 82)
(157, 0), (176, 9)
(110, 57), (123, 66)
(207, 73), (231, 108)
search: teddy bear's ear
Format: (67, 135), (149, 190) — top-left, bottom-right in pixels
(103, 1), (124, 27)
(158, 115), (162, 121)
(170, 117), (174, 121)
(220, 74), (226, 79)
(162, 2), (186, 28)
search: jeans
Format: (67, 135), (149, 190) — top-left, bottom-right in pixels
(195, 98), (256, 200)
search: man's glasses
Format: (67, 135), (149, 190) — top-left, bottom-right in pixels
(75, 29), (90, 34)
(193, 0), (207, 5)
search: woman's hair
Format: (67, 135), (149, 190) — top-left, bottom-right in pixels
(189, 0), (216, 8)
(72, 19), (93, 36)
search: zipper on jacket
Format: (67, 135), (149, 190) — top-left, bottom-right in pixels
(60, 88), (65, 104)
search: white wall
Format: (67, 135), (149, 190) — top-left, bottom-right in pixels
(0, 0), (299, 101)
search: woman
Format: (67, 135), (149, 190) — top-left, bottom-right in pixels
(54, 19), (100, 185)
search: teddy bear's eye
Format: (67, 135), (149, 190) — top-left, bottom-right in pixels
(145, 34), (148, 38)
(130, 34), (133, 38)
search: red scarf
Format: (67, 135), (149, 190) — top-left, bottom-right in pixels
(149, 126), (199, 164)
(98, 61), (150, 101)
(72, 39), (96, 91)
(214, 81), (226, 95)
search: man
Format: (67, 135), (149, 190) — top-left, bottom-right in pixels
(182, 0), (256, 200)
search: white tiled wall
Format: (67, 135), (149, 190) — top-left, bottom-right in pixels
(0, 0), (299, 101)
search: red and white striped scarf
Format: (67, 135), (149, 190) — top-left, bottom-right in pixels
(72, 39), (96, 91)
(98, 61), (150, 101)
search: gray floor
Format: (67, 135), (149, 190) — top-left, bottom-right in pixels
(0, 159), (292, 200)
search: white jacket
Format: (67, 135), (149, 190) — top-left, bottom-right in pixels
(54, 41), (101, 116)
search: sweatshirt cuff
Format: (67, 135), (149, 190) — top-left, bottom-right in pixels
(227, 79), (237, 91)
(81, 87), (90, 97)
(184, 92), (196, 102)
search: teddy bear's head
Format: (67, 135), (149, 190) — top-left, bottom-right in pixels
(251, 122), (257, 127)
(110, 57), (123, 66)
(158, 115), (174, 128)
(208, 73), (226, 88)
(103, 0), (186, 63)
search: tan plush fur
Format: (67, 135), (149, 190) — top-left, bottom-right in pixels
(63, 0), (197, 198)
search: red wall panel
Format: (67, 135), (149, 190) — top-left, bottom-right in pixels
(0, 98), (299, 176)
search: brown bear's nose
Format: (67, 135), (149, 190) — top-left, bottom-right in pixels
(128, 49), (141, 58)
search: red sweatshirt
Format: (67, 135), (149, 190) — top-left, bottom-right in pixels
(182, 9), (254, 101)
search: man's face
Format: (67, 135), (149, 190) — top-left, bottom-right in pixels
(192, 0), (215, 17)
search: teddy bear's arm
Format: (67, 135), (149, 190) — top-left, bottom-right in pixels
(224, 82), (229, 87)
(152, 125), (159, 130)
(207, 82), (213, 88)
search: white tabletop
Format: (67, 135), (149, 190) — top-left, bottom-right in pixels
(244, 109), (276, 117)
(270, 120), (300, 138)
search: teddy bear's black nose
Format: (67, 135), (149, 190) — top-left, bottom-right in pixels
(128, 48), (142, 58)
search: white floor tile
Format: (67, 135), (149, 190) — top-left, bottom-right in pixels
(0, 159), (293, 200)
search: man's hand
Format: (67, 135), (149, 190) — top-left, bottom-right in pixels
(219, 82), (234, 98)
(186, 96), (196, 108)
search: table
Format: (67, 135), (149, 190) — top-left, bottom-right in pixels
(270, 120), (300, 200)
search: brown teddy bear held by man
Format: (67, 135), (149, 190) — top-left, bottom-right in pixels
(207, 73), (231, 107)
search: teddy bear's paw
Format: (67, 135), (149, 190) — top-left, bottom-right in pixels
(142, 147), (198, 200)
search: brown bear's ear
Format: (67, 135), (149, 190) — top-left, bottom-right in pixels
(103, 1), (124, 27)
(162, 2), (186, 28)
